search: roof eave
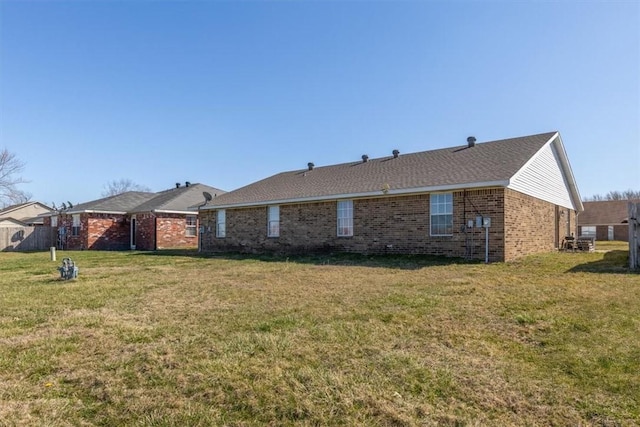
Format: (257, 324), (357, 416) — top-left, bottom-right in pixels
(65, 210), (129, 215)
(199, 180), (509, 210)
(551, 133), (584, 212)
(152, 209), (197, 215)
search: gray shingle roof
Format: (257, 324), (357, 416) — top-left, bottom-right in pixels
(131, 184), (226, 213)
(68, 192), (157, 213)
(67, 184), (227, 214)
(207, 132), (558, 208)
(0, 201), (51, 216)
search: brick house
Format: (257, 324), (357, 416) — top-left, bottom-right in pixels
(44, 183), (225, 250)
(578, 200), (637, 242)
(199, 132), (583, 262)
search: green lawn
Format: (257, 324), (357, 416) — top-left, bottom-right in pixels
(0, 243), (638, 426)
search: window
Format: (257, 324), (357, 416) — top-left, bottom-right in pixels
(185, 215), (197, 237)
(72, 214), (81, 236)
(581, 226), (596, 238)
(216, 210), (226, 238)
(337, 200), (353, 237)
(51, 216), (58, 227)
(430, 193), (453, 236)
(267, 206), (280, 237)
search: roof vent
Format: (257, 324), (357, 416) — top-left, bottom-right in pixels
(175, 182), (181, 188)
(392, 149), (399, 158)
(362, 154), (369, 163)
(185, 181), (191, 187)
(307, 162), (314, 171)
(467, 136), (476, 148)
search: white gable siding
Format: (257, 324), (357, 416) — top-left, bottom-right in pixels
(508, 142), (575, 209)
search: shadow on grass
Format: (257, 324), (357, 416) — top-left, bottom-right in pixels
(566, 250), (633, 274)
(133, 249), (480, 270)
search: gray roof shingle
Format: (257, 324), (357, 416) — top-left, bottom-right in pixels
(68, 192), (157, 213)
(208, 132), (558, 207)
(67, 184), (227, 214)
(132, 184), (226, 213)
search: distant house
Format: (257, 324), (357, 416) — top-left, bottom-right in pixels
(43, 183), (225, 250)
(0, 202), (53, 227)
(578, 200), (636, 242)
(199, 132), (583, 262)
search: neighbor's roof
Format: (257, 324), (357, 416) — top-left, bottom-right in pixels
(60, 184), (227, 215)
(0, 201), (52, 216)
(131, 183), (226, 213)
(204, 131), (576, 209)
(579, 200), (638, 225)
(66, 191), (157, 214)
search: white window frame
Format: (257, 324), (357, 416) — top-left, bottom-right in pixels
(216, 210), (226, 238)
(267, 205), (280, 237)
(581, 226), (596, 238)
(185, 215), (197, 237)
(72, 214), (81, 237)
(51, 216), (58, 227)
(337, 200), (354, 237)
(430, 193), (453, 236)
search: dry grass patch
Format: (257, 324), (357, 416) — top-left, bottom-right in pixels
(0, 246), (638, 426)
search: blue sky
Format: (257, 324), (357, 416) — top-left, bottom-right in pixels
(1, 0), (638, 206)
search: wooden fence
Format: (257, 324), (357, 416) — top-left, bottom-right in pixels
(630, 202), (639, 270)
(0, 227), (53, 252)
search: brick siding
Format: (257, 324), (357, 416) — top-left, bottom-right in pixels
(503, 188), (566, 260)
(155, 213), (198, 250)
(201, 188), (573, 262)
(87, 214), (130, 250)
(50, 212), (198, 251)
(53, 213), (130, 250)
(134, 214), (156, 250)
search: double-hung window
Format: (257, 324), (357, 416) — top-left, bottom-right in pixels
(71, 214), (81, 236)
(185, 215), (197, 237)
(216, 210), (226, 238)
(267, 206), (280, 237)
(51, 216), (58, 227)
(430, 193), (453, 236)
(337, 200), (354, 237)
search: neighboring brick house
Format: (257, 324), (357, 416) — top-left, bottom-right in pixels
(43, 183), (225, 250)
(578, 200), (637, 242)
(199, 131), (583, 262)
(0, 202), (53, 227)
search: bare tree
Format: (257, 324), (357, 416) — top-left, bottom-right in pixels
(583, 189), (640, 202)
(101, 179), (152, 197)
(623, 189), (640, 200)
(0, 148), (31, 208)
(606, 190), (624, 200)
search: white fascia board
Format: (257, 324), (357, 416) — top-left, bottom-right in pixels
(551, 133), (583, 212)
(65, 210), (128, 215)
(152, 209), (197, 215)
(199, 180), (509, 210)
